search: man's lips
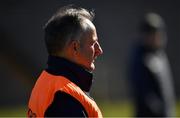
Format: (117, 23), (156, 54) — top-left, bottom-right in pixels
(93, 58), (97, 63)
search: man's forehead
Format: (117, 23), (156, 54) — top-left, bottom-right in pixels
(80, 27), (97, 43)
(82, 19), (96, 31)
(79, 18), (97, 42)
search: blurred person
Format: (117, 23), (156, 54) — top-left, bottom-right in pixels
(128, 12), (175, 117)
(27, 5), (103, 117)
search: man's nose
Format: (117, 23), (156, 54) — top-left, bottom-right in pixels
(96, 43), (103, 56)
(98, 45), (103, 55)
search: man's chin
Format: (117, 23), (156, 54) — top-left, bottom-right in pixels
(80, 64), (94, 72)
(84, 64), (95, 72)
(89, 64), (95, 71)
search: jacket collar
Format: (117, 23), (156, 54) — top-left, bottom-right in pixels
(46, 55), (93, 92)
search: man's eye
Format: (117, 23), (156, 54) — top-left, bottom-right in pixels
(92, 42), (96, 46)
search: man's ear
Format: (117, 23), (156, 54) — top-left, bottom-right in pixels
(63, 40), (79, 60)
(71, 40), (80, 53)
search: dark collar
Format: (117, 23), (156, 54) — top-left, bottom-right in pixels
(46, 55), (93, 92)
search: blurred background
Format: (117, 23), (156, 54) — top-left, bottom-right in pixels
(0, 0), (180, 116)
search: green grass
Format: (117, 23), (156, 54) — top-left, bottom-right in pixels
(98, 101), (134, 117)
(0, 106), (27, 117)
(0, 101), (179, 117)
(99, 100), (180, 117)
(176, 101), (180, 117)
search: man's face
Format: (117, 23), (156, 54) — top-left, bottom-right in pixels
(75, 20), (103, 71)
(146, 31), (165, 50)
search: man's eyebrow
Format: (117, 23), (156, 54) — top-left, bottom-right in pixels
(92, 39), (98, 43)
(94, 37), (98, 41)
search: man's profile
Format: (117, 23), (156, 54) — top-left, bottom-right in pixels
(27, 5), (103, 117)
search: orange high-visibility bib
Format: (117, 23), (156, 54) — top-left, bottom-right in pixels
(28, 71), (102, 117)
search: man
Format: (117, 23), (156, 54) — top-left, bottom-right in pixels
(128, 13), (175, 117)
(27, 5), (103, 117)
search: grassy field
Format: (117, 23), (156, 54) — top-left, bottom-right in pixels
(99, 101), (180, 117)
(0, 101), (179, 117)
(0, 106), (27, 117)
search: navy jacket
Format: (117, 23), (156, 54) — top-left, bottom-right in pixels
(129, 43), (175, 117)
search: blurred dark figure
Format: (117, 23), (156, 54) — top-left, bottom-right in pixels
(128, 13), (175, 117)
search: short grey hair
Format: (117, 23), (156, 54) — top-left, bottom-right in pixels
(44, 5), (95, 55)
